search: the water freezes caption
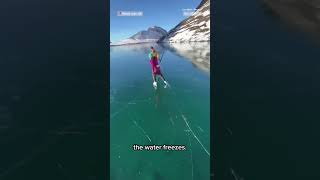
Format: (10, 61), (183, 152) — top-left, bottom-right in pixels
(133, 144), (186, 151)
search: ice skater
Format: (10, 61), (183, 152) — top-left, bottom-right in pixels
(149, 46), (169, 89)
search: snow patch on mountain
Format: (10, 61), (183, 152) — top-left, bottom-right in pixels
(160, 0), (210, 42)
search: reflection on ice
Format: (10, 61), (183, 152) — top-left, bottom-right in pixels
(161, 42), (210, 74)
(110, 42), (210, 74)
(110, 43), (167, 54)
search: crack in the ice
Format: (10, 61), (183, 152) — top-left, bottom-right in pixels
(181, 114), (210, 157)
(230, 168), (243, 180)
(111, 98), (152, 119)
(111, 145), (121, 151)
(111, 105), (129, 119)
(197, 126), (204, 133)
(169, 117), (175, 126)
(226, 127), (233, 135)
(133, 120), (152, 143)
(56, 161), (71, 179)
(187, 131), (194, 180)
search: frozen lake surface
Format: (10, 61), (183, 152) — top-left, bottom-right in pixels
(110, 42), (211, 180)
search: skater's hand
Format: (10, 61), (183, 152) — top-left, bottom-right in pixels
(156, 65), (160, 68)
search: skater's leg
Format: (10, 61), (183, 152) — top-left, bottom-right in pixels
(152, 73), (157, 82)
(159, 74), (166, 82)
(152, 73), (157, 88)
(159, 73), (169, 87)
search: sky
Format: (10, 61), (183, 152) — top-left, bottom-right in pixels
(110, 0), (202, 42)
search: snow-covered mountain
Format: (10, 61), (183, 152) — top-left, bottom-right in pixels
(111, 26), (167, 46)
(159, 0), (210, 42)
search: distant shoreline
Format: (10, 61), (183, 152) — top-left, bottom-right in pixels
(110, 40), (210, 46)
